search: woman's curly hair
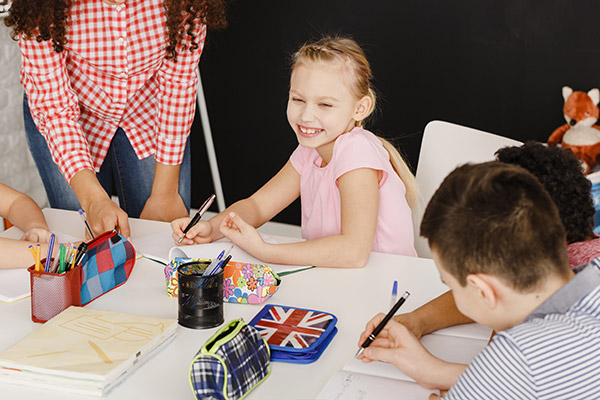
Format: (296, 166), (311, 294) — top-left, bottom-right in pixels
(4, 0), (227, 60)
(496, 141), (595, 244)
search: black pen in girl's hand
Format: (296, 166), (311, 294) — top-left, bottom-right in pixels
(355, 291), (410, 358)
(178, 194), (216, 244)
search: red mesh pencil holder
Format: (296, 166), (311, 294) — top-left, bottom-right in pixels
(28, 260), (82, 323)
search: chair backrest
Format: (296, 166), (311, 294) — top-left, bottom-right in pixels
(413, 120), (522, 258)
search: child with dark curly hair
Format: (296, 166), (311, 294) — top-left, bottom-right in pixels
(390, 142), (600, 339)
(4, 0), (227, 238)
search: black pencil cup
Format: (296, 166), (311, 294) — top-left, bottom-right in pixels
(177, 261), (224, 329)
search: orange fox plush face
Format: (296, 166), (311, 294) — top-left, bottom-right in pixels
(548, 86), (600, 173)
(563, 86), (600, 128)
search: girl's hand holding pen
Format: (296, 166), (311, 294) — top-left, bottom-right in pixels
(171, 218), (215, 245)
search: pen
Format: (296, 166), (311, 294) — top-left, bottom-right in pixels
(209, 245), (233, 275)
(212, 254), (232, 276)
(44, 234), (55, 272)
(79, 209), (95, 239)
(391, 280), (398, 308)
(178, 194), (216, 244)
(202, 249), (225, 276)
(73, 242), (89, 267)
(355, 291), (410, 358)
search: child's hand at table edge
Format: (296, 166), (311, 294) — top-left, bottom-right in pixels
(357, 314), (447, 390)
(171, 218), (214, 245)
(219, 212), (266, 257)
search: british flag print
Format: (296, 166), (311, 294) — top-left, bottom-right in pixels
(253, 306), (335, 349)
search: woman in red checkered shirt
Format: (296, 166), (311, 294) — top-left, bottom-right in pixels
(5, 0), (227, 238)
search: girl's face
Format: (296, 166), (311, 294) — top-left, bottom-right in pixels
(286, 61), (371, 164)
(103, 0), (126, 5)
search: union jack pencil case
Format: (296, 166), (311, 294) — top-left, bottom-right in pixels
(248, 304), (338, 364)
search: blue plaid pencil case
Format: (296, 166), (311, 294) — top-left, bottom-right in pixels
(189, 319), (271, 400)
(29, 230), (136, 323)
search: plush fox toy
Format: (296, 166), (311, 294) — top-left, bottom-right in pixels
(548, 86), (600, 173)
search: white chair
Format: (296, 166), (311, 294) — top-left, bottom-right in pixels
(413, 120), (522, 258)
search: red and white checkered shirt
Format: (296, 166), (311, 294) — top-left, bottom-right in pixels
(19, 0), (205, 183)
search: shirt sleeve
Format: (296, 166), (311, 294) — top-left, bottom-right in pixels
(443, 333), (536, 400)
(153, 22), (206, 165)
(332, 131), (389, 186)
(289, 145), (309, 174)
(19, 37), (94, 183)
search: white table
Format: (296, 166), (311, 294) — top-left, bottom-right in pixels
(0, 209), (450, 400)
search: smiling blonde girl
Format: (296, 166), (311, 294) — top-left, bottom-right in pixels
(172, 36), (418, 267)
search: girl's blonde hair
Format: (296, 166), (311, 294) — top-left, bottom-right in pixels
(291, 36), (419, 210)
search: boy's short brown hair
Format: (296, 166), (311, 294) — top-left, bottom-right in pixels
(420, 161), (570, 291)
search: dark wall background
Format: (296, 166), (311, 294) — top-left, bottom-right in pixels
(190, 0), (600, 224)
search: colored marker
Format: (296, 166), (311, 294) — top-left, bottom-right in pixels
(58, 244), (66, 274)
(35, 244), (42, 272)
(28, 245), (39, 271)
(68, 248), (78, 271)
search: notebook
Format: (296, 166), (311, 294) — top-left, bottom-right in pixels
(0, 306), (178, 396)
(316, 323), (491, 399)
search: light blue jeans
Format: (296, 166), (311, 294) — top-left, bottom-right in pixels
(23, 96), (191, 217)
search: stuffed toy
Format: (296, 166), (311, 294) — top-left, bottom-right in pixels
(548, 86), (600, 173)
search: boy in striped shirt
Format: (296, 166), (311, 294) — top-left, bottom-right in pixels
(359, 161), (600, 399)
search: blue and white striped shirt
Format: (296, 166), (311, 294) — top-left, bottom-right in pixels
(444, 260), (600, 400)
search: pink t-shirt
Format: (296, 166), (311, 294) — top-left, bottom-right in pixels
(289, 127), (417, 257)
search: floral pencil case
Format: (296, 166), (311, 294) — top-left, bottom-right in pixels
(164, 257), (281, 304)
